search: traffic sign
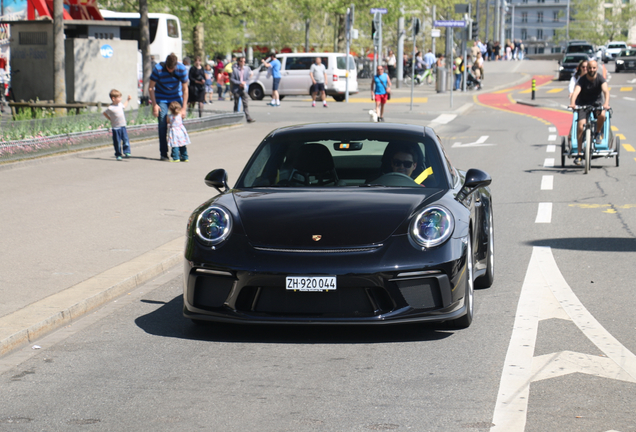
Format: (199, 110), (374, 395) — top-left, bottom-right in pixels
(370, 8), (387, 14)
(433, 20), (466, 27)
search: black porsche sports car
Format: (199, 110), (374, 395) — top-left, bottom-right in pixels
(183, 123), (494, 329)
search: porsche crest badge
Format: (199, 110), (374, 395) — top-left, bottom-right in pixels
(312, 235), (322, 242)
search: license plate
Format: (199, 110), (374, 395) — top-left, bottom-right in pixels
(286, 276), (337, 292)
(629, 62), (634, 67)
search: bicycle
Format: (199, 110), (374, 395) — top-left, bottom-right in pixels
(561, 104), (618, 173)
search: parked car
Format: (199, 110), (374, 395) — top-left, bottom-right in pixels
(247, 52), (358, 102)
(183, 122), (494, 329)
(604, 41), (628, 62)
(565, 42), (596, 60)
(614, 48), (636, 72)
(558, 54), (590, 81)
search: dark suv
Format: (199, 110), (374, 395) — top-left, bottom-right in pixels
(565, 43), (596, 60)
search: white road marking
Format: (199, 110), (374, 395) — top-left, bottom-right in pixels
(490, 247), (636, 432)
(548, 135), (557, 141)
(546, 145), (556, 153)
(628, 78), (636, 83)
(452, 136), (495, 147)
(548, 127), (557, 133)
(543, 158), (554, 167)
(540, 175), (553, 190)
(431, 114), (457, 124)
(623, 97), (636, 101)
(535, 203), (552, 223)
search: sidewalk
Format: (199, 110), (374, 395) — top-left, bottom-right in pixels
(0, 60), (558, 358)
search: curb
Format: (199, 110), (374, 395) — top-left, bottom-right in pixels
(0, 237), (184, 357)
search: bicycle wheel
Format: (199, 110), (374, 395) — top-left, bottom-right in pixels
(584, 128), (591, 174)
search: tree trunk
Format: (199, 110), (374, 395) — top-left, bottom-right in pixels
(53, 0), (66, 115)
(193, 22), (205, 60)
(304, 18), (310, 52)
(336, 14), (345, 52)
(139, 0), (151, 102)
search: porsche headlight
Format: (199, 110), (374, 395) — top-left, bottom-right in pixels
(410, 206), (454, 248)
(196, 206), (232, 245)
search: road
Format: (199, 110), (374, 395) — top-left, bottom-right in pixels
(1, 60), (635, 432)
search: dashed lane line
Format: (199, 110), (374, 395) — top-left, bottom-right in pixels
(547, 135), (557, 141)
(546, 145), (556, 153)
(623, 143), (635, 152)
(540, 175), (553, 190)
(543, 158), (554, 167)
(535, 203), (552, 223)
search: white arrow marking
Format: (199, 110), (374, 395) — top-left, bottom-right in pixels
(490, 247), (636, 432)
(452, 136), (495, 147)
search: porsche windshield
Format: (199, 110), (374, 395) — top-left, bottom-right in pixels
(236, 131), (448, 189)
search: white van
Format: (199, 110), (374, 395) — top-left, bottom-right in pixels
(247, 53), (358, 102)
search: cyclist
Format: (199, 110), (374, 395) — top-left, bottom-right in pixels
(568, 60), (610, 159)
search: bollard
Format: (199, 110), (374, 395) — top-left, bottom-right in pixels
(531, 79), (536, 100)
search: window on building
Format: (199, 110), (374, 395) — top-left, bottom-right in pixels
(538, 0), (545, 3)
(553, 11), (559, 21)
(537, 28), (544, 39)
(521, 28), (528, 39)
(522, 12), (528, 22)
(537, 11), (544, 22)
(505, 29), (512, 39)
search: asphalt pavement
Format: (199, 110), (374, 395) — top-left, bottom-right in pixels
(0, 59), (556, 357)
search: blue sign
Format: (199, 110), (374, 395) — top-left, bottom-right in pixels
(370, 8), (387, 14)
(434, 20), (466, 28)
(100, 44), (114, 58)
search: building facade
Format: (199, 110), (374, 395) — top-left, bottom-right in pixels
(508, 0), (568, 54)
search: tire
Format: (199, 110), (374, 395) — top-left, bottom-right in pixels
(191, 319), (209, 326)
(584, 128), (591, 174)
(561, 136), (566, 167)
(248, 84), (264, 100)
(449, 234), (474, 329)
(616, 136), (620, 167)
(475, 208), (494, 289)
(332, 95), (345, 102)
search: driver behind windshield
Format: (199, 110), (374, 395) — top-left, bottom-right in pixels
(391, 149), (417, 177)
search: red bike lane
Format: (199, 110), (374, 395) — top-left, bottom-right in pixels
(476, 75), (572, 136)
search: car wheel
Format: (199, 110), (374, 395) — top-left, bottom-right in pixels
(561, 136), (566, 167)
(475, 208), (494, 289)
(584, 128), (591, 174)
(616, 135), (620, 167)
(248, 84), (264, 100)
(449, 234), (474, 329)
(332, 95), (345, 102)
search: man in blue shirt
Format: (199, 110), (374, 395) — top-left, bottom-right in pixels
(149, 53), (189, 161)
(262, 51), (282, 106)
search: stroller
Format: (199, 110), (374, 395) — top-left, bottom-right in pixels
(466, 68), (482, 90)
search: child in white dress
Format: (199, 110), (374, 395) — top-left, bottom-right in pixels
(167, 101), (190, 162)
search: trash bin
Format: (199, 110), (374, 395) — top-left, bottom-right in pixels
(436, 67), (447, 93)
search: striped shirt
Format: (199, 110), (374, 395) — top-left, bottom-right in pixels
(150, 62), (188, 103)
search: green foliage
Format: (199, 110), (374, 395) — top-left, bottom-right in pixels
(106, 0), (473, 58)
(565, 0), (636, 45)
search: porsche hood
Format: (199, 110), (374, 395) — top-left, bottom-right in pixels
(233, 189), (439, 248)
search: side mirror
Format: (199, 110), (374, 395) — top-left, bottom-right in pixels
(205, 169), (229, 193)
(456, 168), (491, 202)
